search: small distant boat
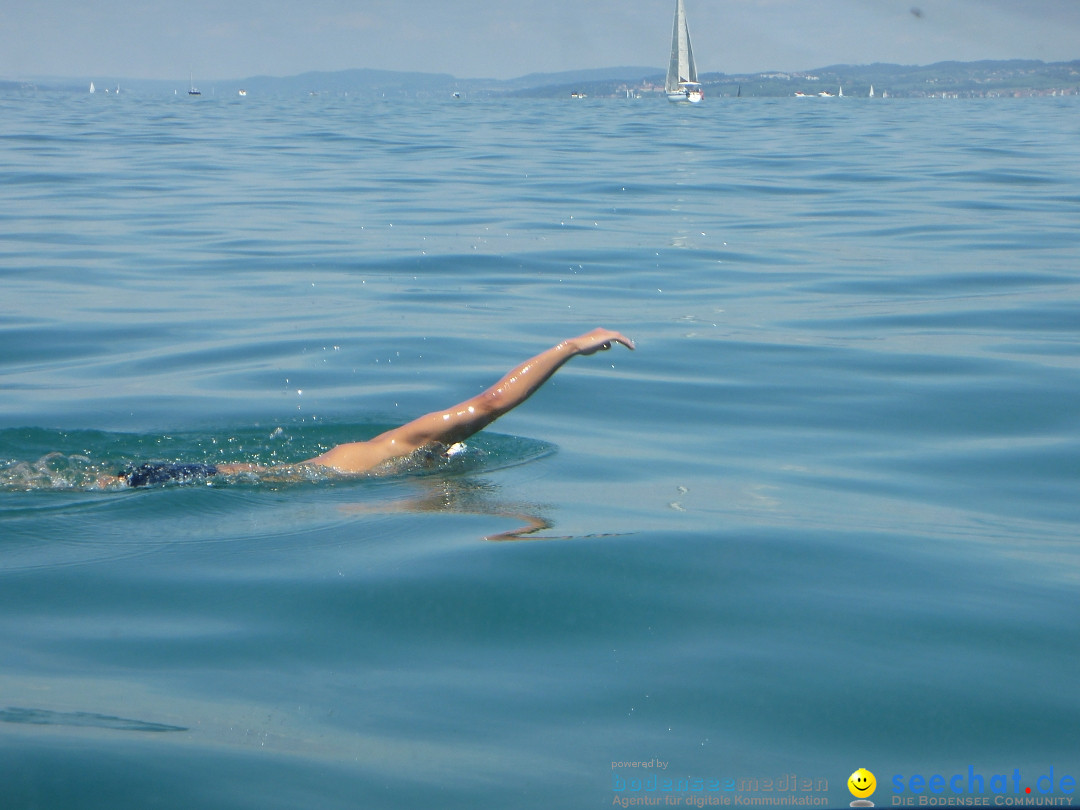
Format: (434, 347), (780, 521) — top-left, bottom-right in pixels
(188, 73), (201, 96)
(665, 0), (703, 103)
(869, 84), (875, 97)
(818, 90), (834, 97)
(238, 89), (247, 96)
(89, 82), (95, 94)
(838, 85), (843, 97)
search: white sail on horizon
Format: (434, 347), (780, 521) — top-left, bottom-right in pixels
(665, 0), (703, 102)
(666, 0), (697, 90)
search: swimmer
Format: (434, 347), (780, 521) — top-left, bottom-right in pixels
(105, 328), (634, 487)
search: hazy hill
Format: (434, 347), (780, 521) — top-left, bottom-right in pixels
(239, 68), (460, 97)
(691, 59), (1080, 99)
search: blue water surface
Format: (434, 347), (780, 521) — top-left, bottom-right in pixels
(1, 90), (1079, 809)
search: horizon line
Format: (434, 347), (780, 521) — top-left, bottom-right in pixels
(6, 56), (1080, 86)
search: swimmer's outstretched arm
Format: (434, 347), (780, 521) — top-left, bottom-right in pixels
(305, 327), (634, 473)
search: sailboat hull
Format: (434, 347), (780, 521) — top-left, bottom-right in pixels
(667, 84), (704, 103)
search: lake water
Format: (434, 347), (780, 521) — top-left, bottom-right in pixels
(1, 91), (1078, 809)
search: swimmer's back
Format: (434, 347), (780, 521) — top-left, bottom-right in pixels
(120, 462), (219, 488)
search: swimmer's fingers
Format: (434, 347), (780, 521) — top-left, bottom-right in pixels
(572, 328), (635, 356)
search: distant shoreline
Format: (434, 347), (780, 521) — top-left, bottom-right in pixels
(4, 58), (1078, 100)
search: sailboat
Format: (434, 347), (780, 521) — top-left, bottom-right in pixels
(188, 73), (201, 96)
(665, 0), (703, 103)
(89, 82), (95, 94)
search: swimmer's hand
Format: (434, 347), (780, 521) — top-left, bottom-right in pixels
(567, 328), (635, 356)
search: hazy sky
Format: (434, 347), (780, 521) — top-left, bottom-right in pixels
(3, 0), (1078, 81)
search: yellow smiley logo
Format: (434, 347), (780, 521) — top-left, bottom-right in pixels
(848, 768), (877, 798)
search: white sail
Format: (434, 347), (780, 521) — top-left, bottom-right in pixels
(89, 82), (95, 94)
(665, 0), (703, 103)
